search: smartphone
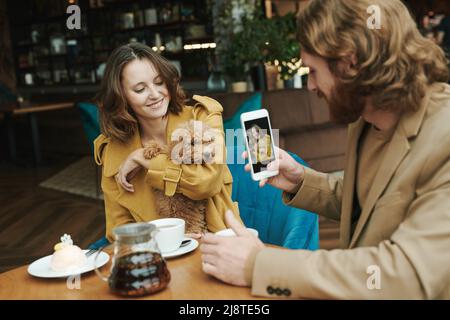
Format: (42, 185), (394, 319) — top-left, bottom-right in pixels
(241, 109), (278, 181)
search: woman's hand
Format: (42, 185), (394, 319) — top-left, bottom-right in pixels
(242, 147), (305, 193)
(116, 148), (146, 193)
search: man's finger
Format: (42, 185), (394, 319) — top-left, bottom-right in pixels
(259, 179), (267, 188)
(267, 159), (281, 171)
(201, 232), (222, 245)
(202, 262), (219, 277)
(225, 210), (249, 237)
(200, 243), (220, 255)
(244, 163), (251, 172)
(201, 253), (218, 266)
(242, 151), (248, 160)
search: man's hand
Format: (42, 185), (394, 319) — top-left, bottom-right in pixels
(116, 148), (146, 192)
(242, 147), (305, 193)
(200, 210), (265, 286)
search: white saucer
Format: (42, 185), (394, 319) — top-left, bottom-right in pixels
(27, 250), (110, 278)
(162, 237), (198, 259)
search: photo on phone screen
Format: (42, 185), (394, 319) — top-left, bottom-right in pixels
(243, 117), (276, 174)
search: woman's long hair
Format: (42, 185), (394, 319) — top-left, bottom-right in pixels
(95, 42), (186, 142)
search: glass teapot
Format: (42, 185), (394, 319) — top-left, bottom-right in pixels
(95, 222), (171, 297)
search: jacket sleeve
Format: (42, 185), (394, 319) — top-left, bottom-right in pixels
(252, 159), (450, 299)
(144, 97), (226, 200)
(94, 134), (135, 242)
(102, 187), (135, 242)
(282, 166), (343, 221)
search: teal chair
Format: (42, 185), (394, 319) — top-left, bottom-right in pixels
(77, 102), (100, 154)
(227, 146), (319, 250)
(222, 93), (318, 249)
(77, 102), (101, 198)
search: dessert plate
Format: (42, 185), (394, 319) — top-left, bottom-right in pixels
(27, 250), (109, 278)
(162, 237), (198, 259)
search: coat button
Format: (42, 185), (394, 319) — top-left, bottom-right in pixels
(283, 289), (291, 296)
(266, 286), (274, 295)
(275, 288), (283, 296)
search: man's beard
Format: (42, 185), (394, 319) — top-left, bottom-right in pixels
(318, 82), (365, 125)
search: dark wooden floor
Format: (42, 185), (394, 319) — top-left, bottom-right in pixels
(0, 154), (105, 273)
(0, 153), (340, 274)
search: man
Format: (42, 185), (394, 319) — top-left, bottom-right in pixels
(200, 0), (450, 299)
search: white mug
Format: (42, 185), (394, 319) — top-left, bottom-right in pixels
(149, 218), (185, 253)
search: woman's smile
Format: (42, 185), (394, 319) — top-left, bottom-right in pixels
(145, 98), (164, 109)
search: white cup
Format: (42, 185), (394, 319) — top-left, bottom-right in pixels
(149, 218), (185, 253)
(215, 228), (259, 238)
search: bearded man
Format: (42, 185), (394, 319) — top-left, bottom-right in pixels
(200, 0), (450, 299)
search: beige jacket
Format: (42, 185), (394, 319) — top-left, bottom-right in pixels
(251, 83), (450, 299)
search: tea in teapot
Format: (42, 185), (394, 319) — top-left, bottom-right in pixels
(95, 222), (171, 297)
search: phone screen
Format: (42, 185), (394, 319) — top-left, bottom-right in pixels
(243, 117), (276, 174)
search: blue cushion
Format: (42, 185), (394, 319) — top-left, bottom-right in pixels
(77, 102), (100, 153)
(228, 147), (319, 250)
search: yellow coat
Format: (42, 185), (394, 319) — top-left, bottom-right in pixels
(94, 95), (241, 241)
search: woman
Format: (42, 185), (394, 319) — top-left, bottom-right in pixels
(94, 42), (241, 242)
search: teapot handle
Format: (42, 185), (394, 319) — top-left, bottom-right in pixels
(94, 245), (110, 282)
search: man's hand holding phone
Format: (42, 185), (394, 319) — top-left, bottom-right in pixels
(242, 147), (305, 193)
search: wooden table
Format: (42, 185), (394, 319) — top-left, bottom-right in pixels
(1, 102), (74, 165)
(0, 246), (261, 300)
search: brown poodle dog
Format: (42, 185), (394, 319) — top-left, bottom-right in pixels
(143, 120), (219, 234)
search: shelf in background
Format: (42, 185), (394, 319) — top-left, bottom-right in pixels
(17, 78), (208, 95)
(9, 0), (214, 89)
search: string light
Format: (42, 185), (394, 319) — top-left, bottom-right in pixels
(184, 42), (216, 50)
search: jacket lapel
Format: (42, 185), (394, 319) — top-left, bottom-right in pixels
(348, 84), (433, 248)
(103, 131), (142, 177)
(106, 132), (144, 215)
(339, 118), (365, 248)
(349, 130), (409, 247)
(166, 106), (193, 144)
